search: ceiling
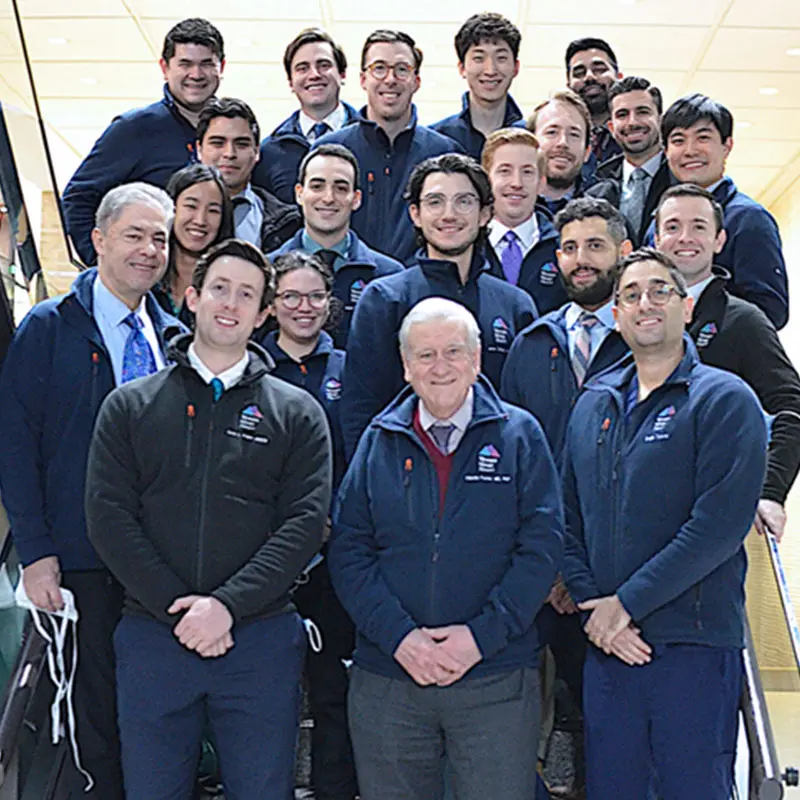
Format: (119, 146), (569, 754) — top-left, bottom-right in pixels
(1, 0), (800, 207)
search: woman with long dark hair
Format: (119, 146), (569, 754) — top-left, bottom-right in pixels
(153, 163), (234, 326)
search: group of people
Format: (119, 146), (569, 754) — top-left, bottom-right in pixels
(0, 10), (795, 800)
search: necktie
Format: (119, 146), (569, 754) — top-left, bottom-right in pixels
(500, 230), (523, 286)
(316, 249), (339, 269)
(571, 312), (599, 387)
(310, 122), (330, 141)
(429, 423), (456, 455)
(621, 168), (648, 238)
(210, 377), (224, 402)
(121, 313), (157, 384)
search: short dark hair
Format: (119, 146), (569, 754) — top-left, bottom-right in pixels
(655, 184), (725, 235)
(164, 164), (235, 288)
(192, 239), (275, 310)
(405, 153), (493, 209)
(283, 28), (347, 80)
(565, 37), (618, 74)
(196, 97), (259, 146)
(615, 247), (688, 298)
(297, 143), (361, 187)
(662, 93), (734, 145)
(272, 251), (343, 333)
(162, 18), (224, 63)
(454, 13), (521, 62)
(608, 76), (663, 115)
(361, 29), (423, 72)
(554, 197), (628, 245)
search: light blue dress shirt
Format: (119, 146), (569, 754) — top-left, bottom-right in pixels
(564, 299), (615, 366)
(233, 183), (265, 247)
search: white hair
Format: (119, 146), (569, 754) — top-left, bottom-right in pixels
(399, 297), (481, 357)
(95, 182), (175, 233)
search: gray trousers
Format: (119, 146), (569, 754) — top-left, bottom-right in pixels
(349, 665), (540, 800)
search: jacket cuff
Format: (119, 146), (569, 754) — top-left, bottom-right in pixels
(467, 613), (503, 662)
(211, 588), (240, 624)
(14, 531), (58, 568)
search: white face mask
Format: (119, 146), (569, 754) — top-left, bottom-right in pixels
(14, 580), (94, 792)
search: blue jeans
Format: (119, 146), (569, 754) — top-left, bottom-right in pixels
(114, 612), (306, 800)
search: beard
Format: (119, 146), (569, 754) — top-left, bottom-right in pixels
(563, 268), (616, 307)
(579, 81), (609, 116)
(546, 167), (581, 191)
(620, 127), (661, 157)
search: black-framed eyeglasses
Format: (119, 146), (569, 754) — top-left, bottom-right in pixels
(363, 61), (415, 81)
(615, 283), (685, 308)
(274, 290), (330, 310)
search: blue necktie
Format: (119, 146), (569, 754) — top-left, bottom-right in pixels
(572, 313), (599, 387)
(211, 377), (224, 402)
(500, 231), (523, 286)
(121, 313), (157, 384)
(310, 122), (330, 141)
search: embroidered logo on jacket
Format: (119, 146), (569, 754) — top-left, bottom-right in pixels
(478, 444), (501, 473)
(226, 404), (269, 445)
(349, 279), (366, 306)
(696, 322), (718, 348)
(492, 316), (510, 346)
(645, 405), (676, 442)
(539, 262), (558, 286)
(324, 378), (342, 402)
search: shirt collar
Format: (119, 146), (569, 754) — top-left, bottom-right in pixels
(688, 274), (715, 303)
(301, 229), (350, 258)
(705, 177), (725, 194)
(418, 387), (474, 432)
(488, 213), (540, 251)
(564, 298), (615, 331)
(93, 273), (146, 328)
(232, 183), (258, 207)
(187, 343), (250, 390)
(299, 103), (346, 137)
(621, 151), (663, 185)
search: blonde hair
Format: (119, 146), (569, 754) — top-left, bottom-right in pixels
(481, 128), (545, 174)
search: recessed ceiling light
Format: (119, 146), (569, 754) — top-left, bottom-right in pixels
(759, 87), (780, 96)
(786, 48), (800, 56)
(737, 121), (753, 128)
(47, 37), (68, 45)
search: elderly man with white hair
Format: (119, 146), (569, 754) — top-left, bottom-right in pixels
(0, 182), (183, 799)
(328, 296), (564, 800)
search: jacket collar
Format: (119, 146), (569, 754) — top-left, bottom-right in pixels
(415, 248), (488, 284)
(458, 92), (523, 127)
(270, 101), (360, 139)
(160, 84), (200, 134)
(710, 176), (737, 207)
(355, 105), (419, 143)
(262, 330), (334, 365)
(168, 332), (275, 384)
(375, 374), (508, 433)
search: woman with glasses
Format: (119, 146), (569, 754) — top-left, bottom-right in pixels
(153, 164), (234, 326)
(260, 250), (358, 800)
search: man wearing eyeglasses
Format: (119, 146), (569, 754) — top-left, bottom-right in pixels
(313, 29), (464, 265)
(561, 248), (767, 800)
(268, 143), (403, 349)
(341, 153), (536, 458)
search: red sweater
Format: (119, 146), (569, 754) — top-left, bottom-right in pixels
(413, 409), (454, 513)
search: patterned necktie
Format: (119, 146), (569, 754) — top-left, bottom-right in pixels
(621, 168), (648, 238)
(571, 312), (599, 387)
(429, 423), (456, 455)
(211, 377), (224, 402)
(121, 313), (157, 384)
(316, 249), (339, 268)
(310, 121), (330, 141)
(500, 230), (523, 286)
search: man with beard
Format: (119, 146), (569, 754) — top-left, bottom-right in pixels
(587, 77), (671, 246)
(528, 90), (593, 218)
(64, 18), (224, 266)
(340, 153), (535, 457)
(501, 196), (631, 798)
(314, 29), (463, 264)
(565, 37), (623, 178)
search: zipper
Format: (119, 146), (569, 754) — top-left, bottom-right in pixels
(196, 402), (216, 588)
(403, 457), (415, 520)
(428, 456), (440, 621)
(550, 346), (559, 405)
(693, 583), (703, 630)
(184, 403), (195, 468)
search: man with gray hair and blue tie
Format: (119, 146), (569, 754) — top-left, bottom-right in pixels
(0, 182), (182, 799)
(329, 296), (564, 800)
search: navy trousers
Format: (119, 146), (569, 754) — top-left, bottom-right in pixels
(114, 612), (306, 800)
(583, 644), (742, 800)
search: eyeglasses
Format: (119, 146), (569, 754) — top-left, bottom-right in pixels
(274, 290), (330, 310)
(363, 61), (415, 82)
(615, 283), (685, 308)
(419, 193), (480, 216)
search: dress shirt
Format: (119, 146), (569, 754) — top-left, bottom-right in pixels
(187, 343), (249, 390)
(418, 387), (474, 454)
(232, 183), (265, 246)
(564, 300), (615, 365)
(300, 104), (347, 141)
(488, 214), (541, 261)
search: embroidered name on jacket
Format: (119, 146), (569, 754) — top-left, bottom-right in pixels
(464, 444), (512, 483)
(696, 322), (718, 348)
(225, 404), (270, 445)
(645, 405), (676, 442)
(539, 262), (558, 286)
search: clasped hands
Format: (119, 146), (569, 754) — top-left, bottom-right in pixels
(168, 595), (234, 658)
(394, 625), (482, 687)
(579, 594), (651, 666)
